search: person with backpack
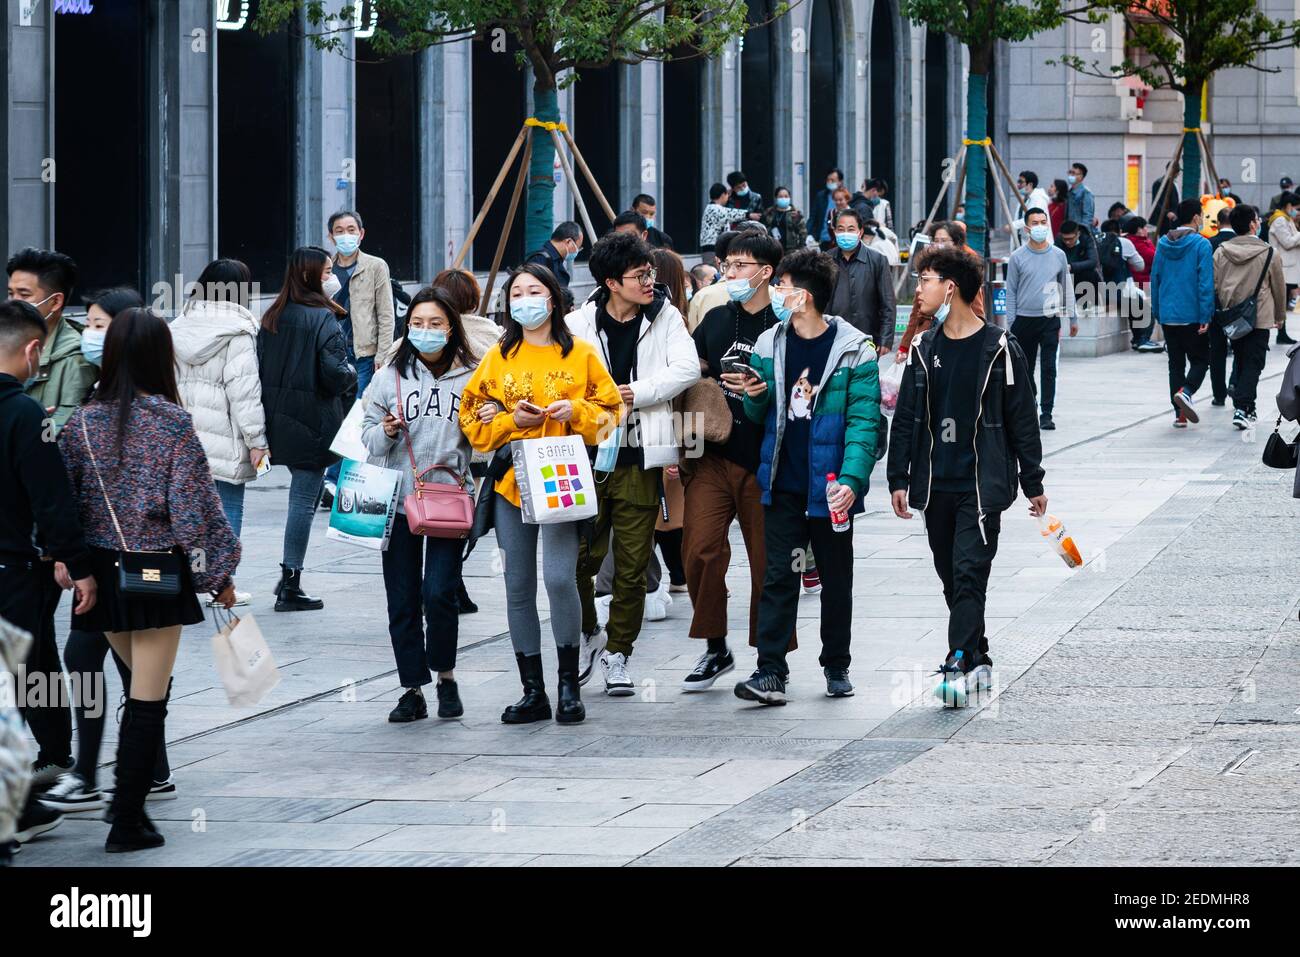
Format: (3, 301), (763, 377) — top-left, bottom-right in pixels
(1122, 216), (1160, 352)
(1151, 199), (1216, 428)
(1214, 204), (1286, 430)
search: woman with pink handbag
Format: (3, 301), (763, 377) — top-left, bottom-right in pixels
(361, 287), (479, 724)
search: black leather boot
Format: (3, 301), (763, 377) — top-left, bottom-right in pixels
(501, 653), (551, 724)
(274, 564), (324, 612)
(105, 699), (167, 853)
(555, 645), (585, 724)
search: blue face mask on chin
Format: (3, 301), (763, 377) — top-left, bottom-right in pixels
(407, 328), (448, 356)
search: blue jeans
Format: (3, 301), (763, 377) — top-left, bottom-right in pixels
(215, 480), (245, 538)
(325, 355), (375, 486)
(284, 467), (326, 570)
(381, 519), (462, 686)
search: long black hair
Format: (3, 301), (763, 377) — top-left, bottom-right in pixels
(262, 246), (343, 333)
(94, 307), (183, 454)
(393, 286), (478, 379)
(498, 262), (574, 360)
(189, 258), (253, 308)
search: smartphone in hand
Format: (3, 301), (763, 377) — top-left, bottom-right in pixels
(725, 360), (758, 379)
(517, 399), (547, 416)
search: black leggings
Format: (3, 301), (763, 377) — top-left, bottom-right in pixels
(62, 629), (170, 789)
(655, 529), (685, 586)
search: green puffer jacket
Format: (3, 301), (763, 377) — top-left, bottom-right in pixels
(26, 316), (96, 434)
(743, 316), (882, 517)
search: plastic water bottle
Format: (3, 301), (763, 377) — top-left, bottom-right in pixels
(826, 473), (850, 532)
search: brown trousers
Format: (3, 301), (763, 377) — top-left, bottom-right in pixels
(681, 453), (795, 650)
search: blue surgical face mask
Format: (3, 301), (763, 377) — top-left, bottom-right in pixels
(564, 243), (578, 267)
(736, 187), (750, 197)
(769, 286), (803, 323)
(1066, 174), (1078, 187)
(80, 328), (107, 366)
(685, 286), (694, 302)
(1029, 224), (1050, 244)
(933, 285), (954, 324)
(334, 233), (360, 256)
(776, 197), (791, 210)
(511, 296), (551, 330)
(727, 276), (758, 304)
(644, 217), (656, 229)
(835, 232), (860, 252)
(826, 180), (838, 191)
(407, 328), (447, 356)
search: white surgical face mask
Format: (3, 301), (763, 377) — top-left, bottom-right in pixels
(1029, 224), (1050, 244)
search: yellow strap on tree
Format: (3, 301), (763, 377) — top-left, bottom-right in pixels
(1182, 127), (1200, 133)
(525, 117), (569, 132)
(962, 137), (992, 146)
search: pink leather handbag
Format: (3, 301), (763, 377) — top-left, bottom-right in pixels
(396, 369), (474, 539)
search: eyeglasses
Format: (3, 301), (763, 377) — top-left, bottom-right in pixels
(720, 260), (762, 276)
(623, 267), (657, 287)
(917, 273), (943, 286)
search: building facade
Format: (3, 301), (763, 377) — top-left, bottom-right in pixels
(3, 0), (1297, 300)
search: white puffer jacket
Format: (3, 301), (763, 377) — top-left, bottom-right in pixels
(171, 300), (268, 484)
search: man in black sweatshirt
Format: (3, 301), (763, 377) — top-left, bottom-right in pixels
(0, 299), (96, 845)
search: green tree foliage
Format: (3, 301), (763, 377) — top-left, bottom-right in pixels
(255, 1), (755, 253)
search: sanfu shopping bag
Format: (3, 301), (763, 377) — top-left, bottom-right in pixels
(211, 611), (280, 707)
(326, 458), (401, 550)
(511, 434), (599, 525)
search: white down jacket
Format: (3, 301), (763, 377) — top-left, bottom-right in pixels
(171, 300), (269, 484)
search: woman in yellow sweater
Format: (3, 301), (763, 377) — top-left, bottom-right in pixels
(460, 263), (621, 725)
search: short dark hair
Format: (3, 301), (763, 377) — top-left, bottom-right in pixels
(1175, 198), (1202, 225)
(85, 286), (145, 319)
(6, 247), (78, 301)
(589, 230), (654, 288)
(1217, 207), (1233, 226)
(1107, 202), (1129, 218)
(914, 245), (983, 304)
(834, 207), (864, 229)
(867, 177), (888, 194)
(1280, 191), (1299, 209)
(1070, 162), (1088, 178)
(327, 209), (364, 232)
(432, 268), (483, 316)
(825, 166), (844, 181)
(611, 210), (648, 233)
(1229, 203), (1259, 235)
(551, 221), (581, 242)
(1024, 207), (1049, 223)
(726, 171), (748, 189)
(1120, 215), (1147, 234)
(726, 232), (783, 269)
(714, 230), (741, 261)
(631, 194), (656, 209)
(0, 298), (48, 354)
(776, 248), (838, 314)
(1018, 170), (1039, 188)
(1100, 219), (1119, 234)
(709, 182), (728, 202)
(1059, 220), (1081, 236)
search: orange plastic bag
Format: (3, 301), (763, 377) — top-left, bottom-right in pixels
(1038, 513), (1082, 568)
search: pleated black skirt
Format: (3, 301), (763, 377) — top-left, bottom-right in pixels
(72, 547), (205, 634)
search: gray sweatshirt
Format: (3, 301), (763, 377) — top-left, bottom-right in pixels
(1004, 242), (1076, 322)
(360, 357), (475, 510)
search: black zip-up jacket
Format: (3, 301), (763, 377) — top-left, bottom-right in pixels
(887, 322), (1045, 527)
(0, 373), (92, 579)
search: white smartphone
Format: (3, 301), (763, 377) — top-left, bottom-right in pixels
(256, 454), (272, 477)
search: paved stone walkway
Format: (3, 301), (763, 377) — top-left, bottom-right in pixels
(17, 341), (1300, 866)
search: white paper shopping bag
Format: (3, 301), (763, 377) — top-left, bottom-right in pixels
(510, 435), (599, 525)
(211, 613), (280, 707)
(329, 398), (369, 462)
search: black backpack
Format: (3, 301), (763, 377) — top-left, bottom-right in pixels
(1097, 232), (1125, 280)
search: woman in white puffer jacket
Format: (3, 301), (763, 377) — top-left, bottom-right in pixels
(170, 258), (269, 548)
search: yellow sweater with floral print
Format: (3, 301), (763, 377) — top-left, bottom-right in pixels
(459, 338), (622, 506)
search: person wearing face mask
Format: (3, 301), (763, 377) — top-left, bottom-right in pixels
(680, 233), (790, 691)
(897, 222), (985, 359)
(525, 221), (583, 289)
(1004, 208), (1076, 431)
(258, 246), (357, 611)
(0, 298), (97, 846)
(566, 232), (700, 697)
(726, 170), (765, 221)
(460, 264), (622, 724)
(1047, 180), (1069, 236)
(826, 208), (897, 356)
(888, 245), (1047, 709)
(632, 194), (674, 250)
(361, 287), (479, 723)
(734, 248), (882, 706)
(811, 167), (844, 246)
(1065, 163), (1097, 232)
(1011, 171), (1051, 236)
(761, 186), (809, 252)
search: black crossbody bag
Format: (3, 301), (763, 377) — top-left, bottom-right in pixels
(81, 415), (183, 598)
(1213, 247), (1272, 341)
(1263, 414), (1299, 469)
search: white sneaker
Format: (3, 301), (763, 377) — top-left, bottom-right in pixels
(600, 651), (636, 697)
(595, 593), (612, 629)
(644, 584), (672, 622)
(38, 772), (106, 813)
(207, 590), (251, 608)
(578, 626), (608, 687)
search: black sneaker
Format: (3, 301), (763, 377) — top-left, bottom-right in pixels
(1232, 409), (1250, 430)
(1039, 413), (1056, 431)
(734, 670), (787, 706)
(933, 650), (972, 709)
(456, 580), (478, 615)
(318, 483), (336, 511)
(15, 799), (63, 843)
(824, 667), (854, 697)
(435, 679), (464, 718)
(388, 687), (428, 723)
(681, 649), (735, 692)
(38, 773), (106, 813)
(1211, 396), (1227, 407)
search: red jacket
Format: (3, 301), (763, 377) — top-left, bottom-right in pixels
(1129, 234), (1155, 286)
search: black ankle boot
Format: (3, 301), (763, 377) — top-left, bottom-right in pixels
(274, 564), (324, 612)
(555, 646), (585, 724)
(501, 653), (550, 724)
(106, 699), (167, 854)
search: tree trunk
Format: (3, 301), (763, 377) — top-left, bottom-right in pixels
(1180, 88), (1202, 202)
(525, 81), (559, 255)
(963, 59), (990, 257)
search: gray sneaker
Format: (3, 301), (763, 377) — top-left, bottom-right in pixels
(824, 667), (855, 697)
